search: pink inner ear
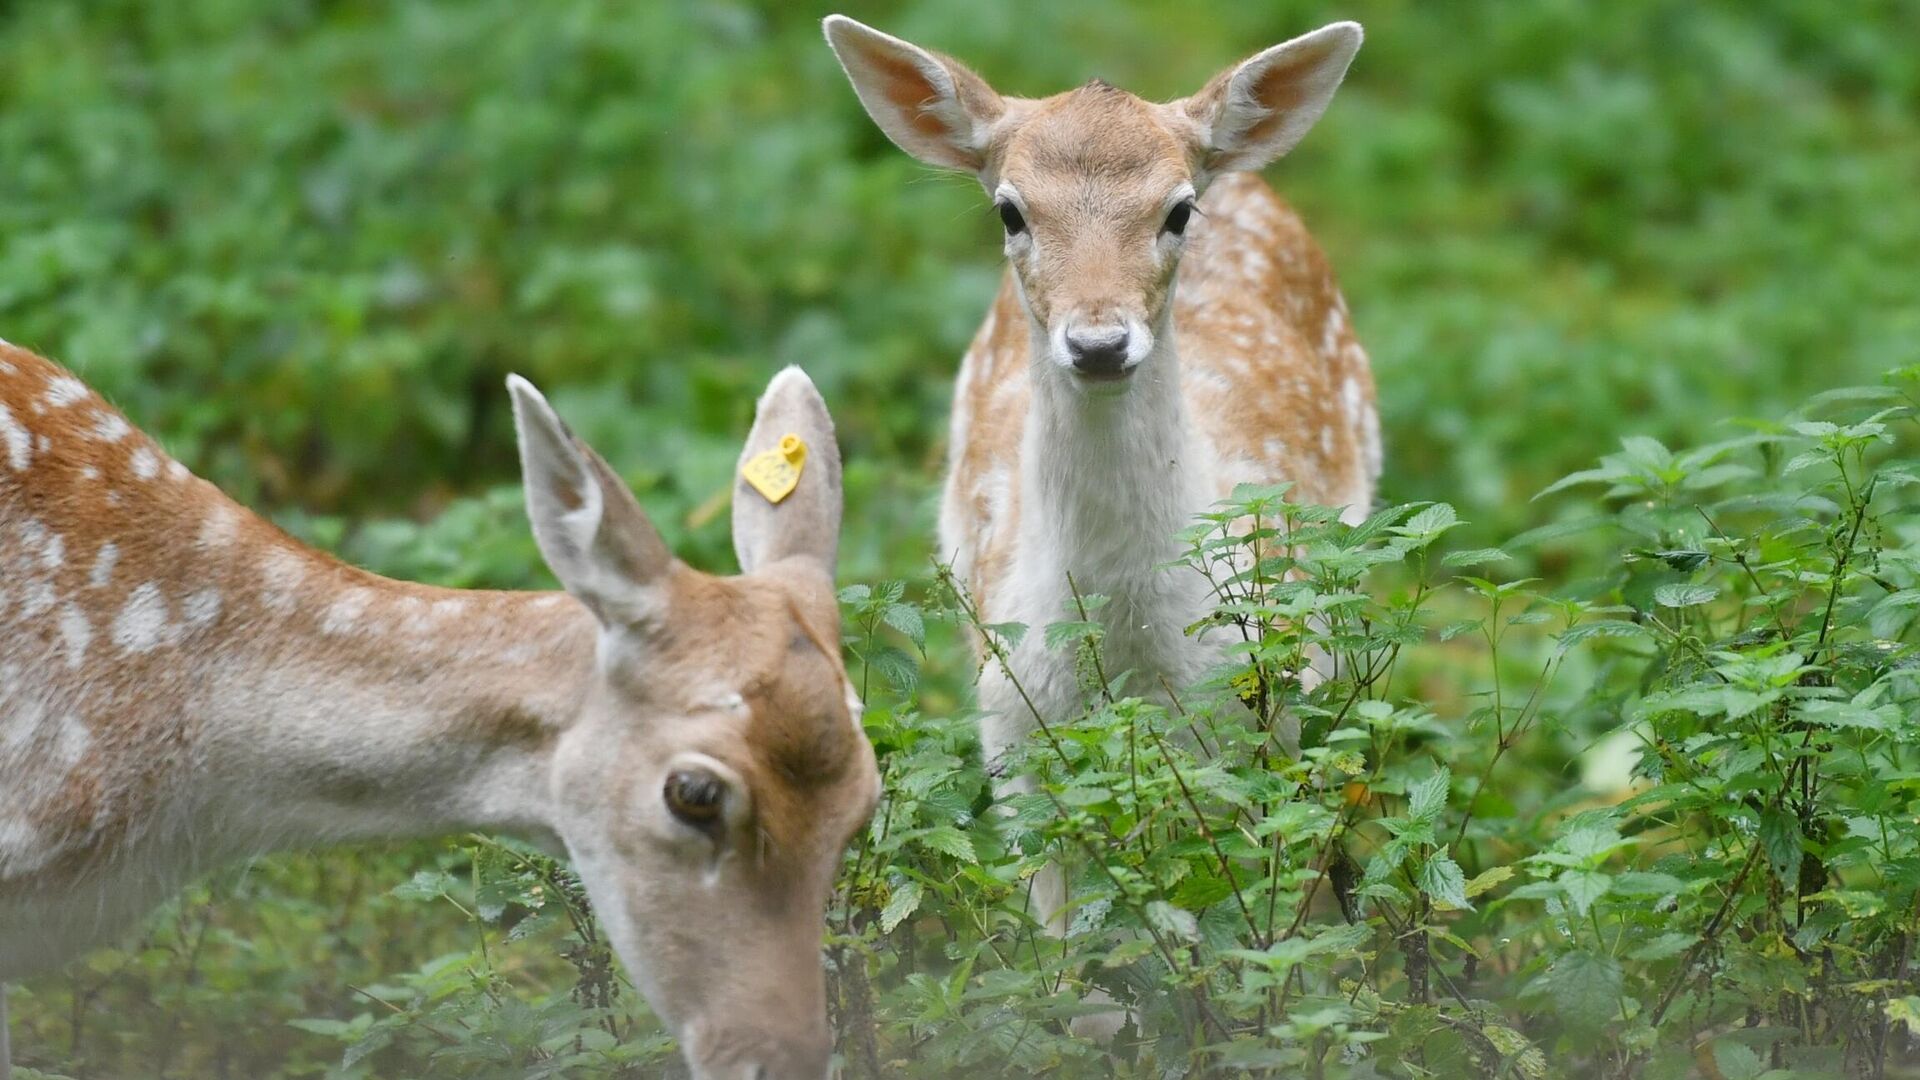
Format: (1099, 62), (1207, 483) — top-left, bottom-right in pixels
(1238, 47), (1332, 145)
(868, 51), (951, 140)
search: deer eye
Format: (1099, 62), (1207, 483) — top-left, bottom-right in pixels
(996, 200), (1027, 236)
(664, 768), (726, 827)
(1163, 200), (1195, 237)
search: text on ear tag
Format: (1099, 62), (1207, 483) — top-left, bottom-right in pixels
(741, 433), (807, 504)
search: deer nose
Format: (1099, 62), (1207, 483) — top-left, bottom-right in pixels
(1066, 328), (1132, 376)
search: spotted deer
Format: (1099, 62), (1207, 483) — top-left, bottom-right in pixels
(825, 18), (1379, 928)
(0, 341), (878, 1080)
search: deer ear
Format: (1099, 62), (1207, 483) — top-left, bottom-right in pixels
(823, 14), (1005, 173)
(732, 367), (843, 577)
(1182, 21), (1362, 175)
(508, 375), (673, 625)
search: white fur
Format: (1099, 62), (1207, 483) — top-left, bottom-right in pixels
(40, 376), (87, 409)
(111, 582), (170, 654)
(0, 404), (28, 472)
(89, 542), (119, 588)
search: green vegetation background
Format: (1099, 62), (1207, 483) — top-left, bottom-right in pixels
(4, 0), (1918, 1075)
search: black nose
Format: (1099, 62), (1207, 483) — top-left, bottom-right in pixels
(1067, 329), (1131, 375)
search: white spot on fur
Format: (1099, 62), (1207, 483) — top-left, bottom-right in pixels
(91, 412), (131, 442)
(57, 603), (92, 667)
(80, 465), (100, 480)
(322, 587), (373, 635)
(259, 549), (308, 613)
(112, 583), (170, 653)
(90, 542), (120, 588)
(0, 819), (56, 879)
(168, 459), (189, 482)
(198, 504), (238, 549)
(42, 375), (88, 408)
(1340, 377), (1363, 423)
(131, 445), (160, 480)
(1320, 305), (1346, 356)
(21, 580), (56, 618)
(0, 402), (30, 471)
(182, 587), (223, 628)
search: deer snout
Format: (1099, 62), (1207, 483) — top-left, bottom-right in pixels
(1065, 326), (1133, 378)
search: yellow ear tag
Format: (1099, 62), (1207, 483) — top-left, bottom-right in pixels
(741, 433), (807, 504)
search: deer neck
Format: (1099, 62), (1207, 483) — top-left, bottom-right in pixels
(1018, 311), (1204, 591)
(186, 570), (599, 856)
(3, 513), (598, 887)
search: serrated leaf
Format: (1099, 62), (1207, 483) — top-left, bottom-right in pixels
(1419, 850), (1471, 910)
(1442, 547), (1510, 567)
(1465, 865), (1515, 899)
(1557, 619), (1652, 647)
(1399, 502), (1459, 539)
(1560, 870), (1610, 917)
(1653, 583), (1717, 608)
(981, 621), (1028, 649)
(916, 826), (976, 864)
(867, 644), (919, 694)
(1760, 808), (1801, 890)
(390, 869), (456, 902)
(1628, 931), (1697, 961)
(1543, 949), (1623, 1026)
(1407, 768), (1451, 823)
(880, 880), (924, 933)
(1145, 900), (1200, 942)
(1043, 619), (1103, 649)
(880, 603), (925, 647)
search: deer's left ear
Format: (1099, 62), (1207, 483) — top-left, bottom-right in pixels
(1181, 21), (1363, 176)
(731, 367), (844, 578)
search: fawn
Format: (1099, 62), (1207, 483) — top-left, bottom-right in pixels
(824, 17), (1379, 931)
(0, 340), (876, 1080)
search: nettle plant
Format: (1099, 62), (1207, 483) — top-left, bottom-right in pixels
(1504, 372), (1920, 1078)
(823, 372), (1920, 1080)
(262, 373), (1916, 1079)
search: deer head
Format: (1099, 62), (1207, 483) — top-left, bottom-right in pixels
(510, 368), (877, 1079)
(824, 16), (1362, 392)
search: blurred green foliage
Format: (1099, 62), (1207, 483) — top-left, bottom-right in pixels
(5, 0), (1919, 1076)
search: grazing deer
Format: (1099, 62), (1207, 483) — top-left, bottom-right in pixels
(824, 17), (1379, 929)
(0, 340), (877, 1080)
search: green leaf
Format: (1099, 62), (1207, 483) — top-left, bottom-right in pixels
(1560, 870), (1611, 917)
(1628, 931), (1698, 962)
(1543, 949), (1624, 1026)
(880, 880), (925, 933)
(1442, 547), (1510, 567)
(1407, 768), (1451, 824)
(1145, 900), (1201, 942)
(1653, 583), (1718, 608)
(1043, 618), (1103, 649)
(1398, 502), (1459, 540)
(1419, 850), (1472, 910)
(916, 826), (977, 864)
(1711, 1040), (1765, 1080)
(1759, 808), (1802, 890)
(389, 869), (456, 902)
(880, 602), (926, 648)
(1465, 865), (1516, 898)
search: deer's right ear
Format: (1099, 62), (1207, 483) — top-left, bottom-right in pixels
(823, 14), (1004, 173)
(508, 375), (674, 625)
